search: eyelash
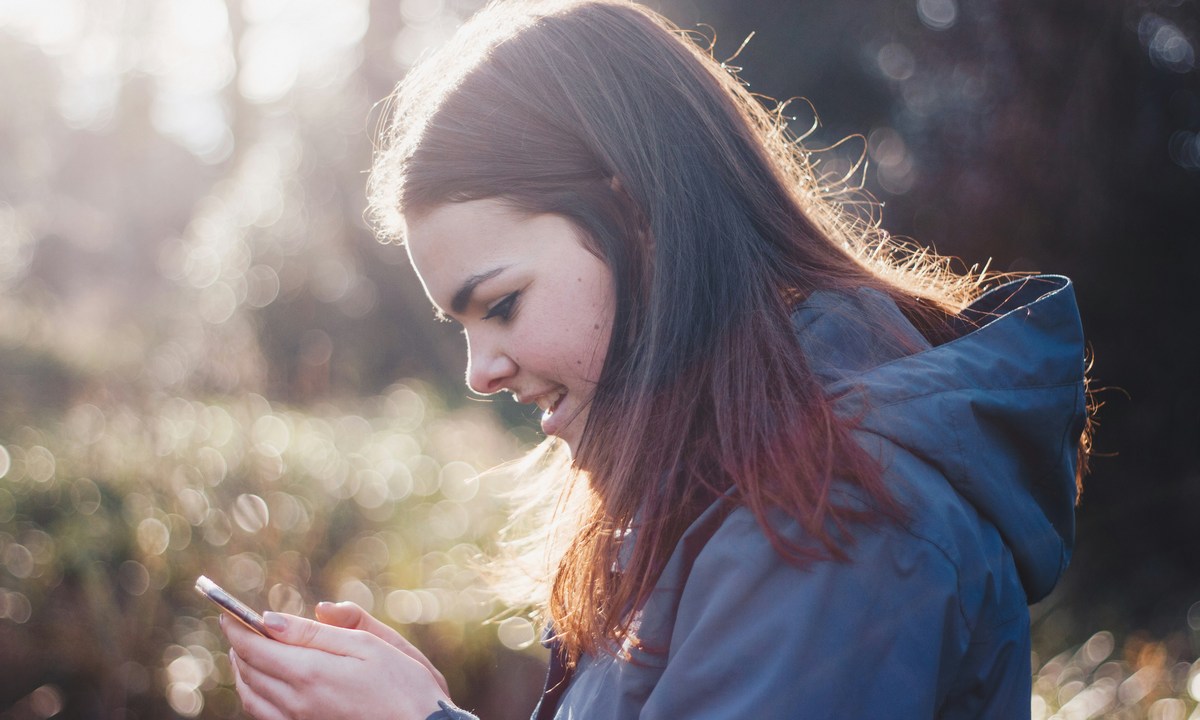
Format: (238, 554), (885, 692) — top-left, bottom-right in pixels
(483, 291), (520, 322)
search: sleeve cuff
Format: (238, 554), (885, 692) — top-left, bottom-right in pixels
(426, 699), (480, 720)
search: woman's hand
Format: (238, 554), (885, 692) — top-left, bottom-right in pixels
(313, 601), (449, 696)
(222, 605), (452, 720)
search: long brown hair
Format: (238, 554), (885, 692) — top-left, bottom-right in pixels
(369, 0), (988, 662)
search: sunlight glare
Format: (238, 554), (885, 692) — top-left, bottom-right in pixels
(401, 0), (445, 25)
(145, 0), (235, 161)
(0, 0), (84, 54)
(238, 0), (369, 103)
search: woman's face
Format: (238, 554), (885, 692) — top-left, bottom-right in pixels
(405, 198), (615, 455)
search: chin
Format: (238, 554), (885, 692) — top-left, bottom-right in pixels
(554, 429), (583, 462)
(551, 410), (593, 464)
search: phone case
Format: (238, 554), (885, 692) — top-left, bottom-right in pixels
(195, 575), (272, 637)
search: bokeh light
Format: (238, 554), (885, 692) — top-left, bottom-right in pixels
(497, 617), (536, 651)
(916, 0), (956, 31)
(1140, 14), (1196, 74)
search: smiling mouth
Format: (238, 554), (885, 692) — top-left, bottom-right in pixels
(536, 390), (565, 419)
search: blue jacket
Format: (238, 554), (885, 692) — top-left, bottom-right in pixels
(439, 275), (1086, 720)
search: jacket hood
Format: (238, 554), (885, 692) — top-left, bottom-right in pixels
(792, 275), (1087, 603)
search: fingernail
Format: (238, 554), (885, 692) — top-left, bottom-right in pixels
(263, 612), (287, 632)
(316, 601), (334, 612)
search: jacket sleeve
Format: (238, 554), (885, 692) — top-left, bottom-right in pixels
(638, 508), (971, 719)
(426, 700), (480, 720)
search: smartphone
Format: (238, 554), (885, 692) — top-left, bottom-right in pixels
(195, 575), (272, 638)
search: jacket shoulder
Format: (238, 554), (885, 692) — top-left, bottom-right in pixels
(629, 503), (982, 717)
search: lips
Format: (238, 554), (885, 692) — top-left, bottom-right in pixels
(529, 389), (566, 436)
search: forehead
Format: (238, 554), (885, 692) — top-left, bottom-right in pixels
(404, 199), (516, 293)
(403, 198), (596, 310)
(405, 198), (517, 265)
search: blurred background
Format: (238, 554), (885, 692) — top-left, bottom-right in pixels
(0, 0), (1197, 718)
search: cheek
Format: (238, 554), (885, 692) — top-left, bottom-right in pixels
(585, 278), (615, 372)
(574, 299), (614, 382)
(533, 303), (609, 382)
(527, 260), (613, 383)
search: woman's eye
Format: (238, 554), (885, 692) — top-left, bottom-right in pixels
(483, 291), (519, 322)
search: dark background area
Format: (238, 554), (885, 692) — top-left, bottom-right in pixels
(1, 0), (1198, 717)
(667, 0), (1200, 649)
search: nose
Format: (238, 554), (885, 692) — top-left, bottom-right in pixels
(465, 331), (517, 395)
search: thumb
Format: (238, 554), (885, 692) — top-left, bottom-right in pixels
(315, 601), (404, 646)
(314, 600), (364, 629)
(262, 612), (370, 658)
(314, 602), (449, 695)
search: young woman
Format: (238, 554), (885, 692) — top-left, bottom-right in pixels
(221, 1), (1091, 718)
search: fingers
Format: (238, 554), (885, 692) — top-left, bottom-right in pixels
(313, 602), (411, 653)
(222, 610), (346, 690)
(228, 627), (354, 720)
(315, 602), (449, 695)
(223, 612), (454, 720)
(229, 649), (290, 720)
(222, 611), (275, 654)
(234, 610), (433, 693)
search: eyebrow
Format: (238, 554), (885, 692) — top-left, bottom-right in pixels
(451, 266), (507, 315)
